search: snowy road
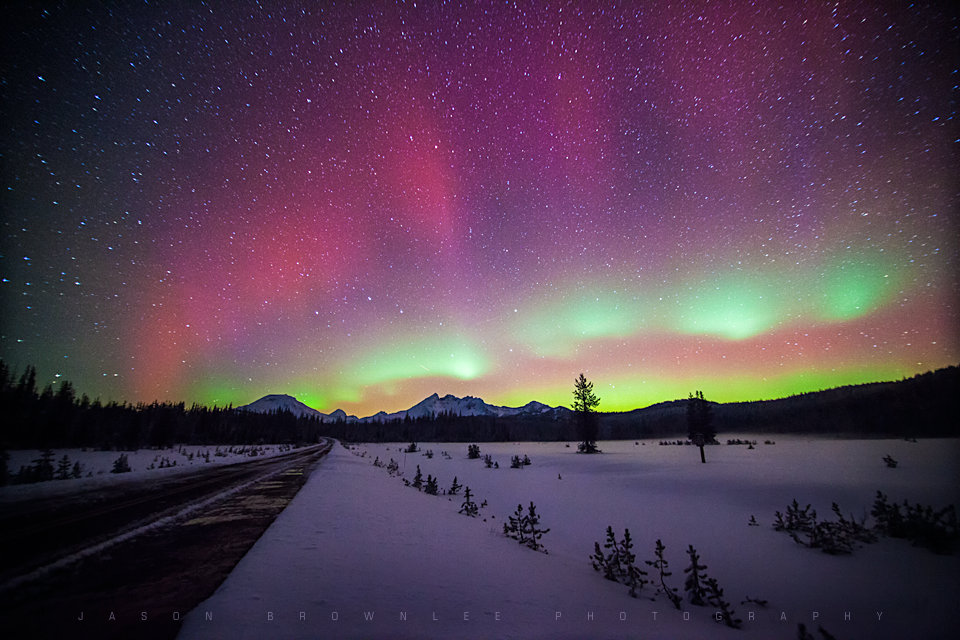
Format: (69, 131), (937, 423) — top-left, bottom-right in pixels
(0, 441), (332, 639)
(0, 442), (330, 585)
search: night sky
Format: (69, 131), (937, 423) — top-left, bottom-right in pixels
(2, 1), (957, 417)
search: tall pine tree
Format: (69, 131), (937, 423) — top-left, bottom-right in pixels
(572, 373), (601, 454)
(687, 390), (715, 463)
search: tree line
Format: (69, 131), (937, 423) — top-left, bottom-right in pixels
(2, 360), (954, 450)
(0, 362), (324, 450)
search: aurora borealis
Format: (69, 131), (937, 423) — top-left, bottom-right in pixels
(1, 1), (957, 417)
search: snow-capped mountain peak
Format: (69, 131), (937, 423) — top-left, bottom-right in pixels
(237, 394), (323, 418)
(239, 392), (560, 424)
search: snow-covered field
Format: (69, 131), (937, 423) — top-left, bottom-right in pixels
(179, 437), (959, 639)
(1, 444), (298, 504)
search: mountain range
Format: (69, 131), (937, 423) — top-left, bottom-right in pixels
(239, 393), (565, 424)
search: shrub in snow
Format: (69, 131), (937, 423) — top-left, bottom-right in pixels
(591, 527), (649, 597)
(503, 501), (550, 552)
(591, 526), (622, 582)
(775, 499), (876, 555)
(459, 486), (478, 517)
(656, 543), (743, 626)
(386, 458), (400, 476)
(645, 539), (682, 609)
(111, 453), (132, 474)
(405, 442), (419, 453)
(774, 499), (817, 536)
(424, 449), (434, 459)
(741, 596), (768, 607)
(748, 515), (760, 527)
(704, 575), (741, 628)
(467, 444), (481, 459)
(448, 476), (462, 495)
(797, 622), (839, 640)
(483, 454), (494, 468)
(883, 454), (898, 468)
(522, 454), (531, 465)
(510, 455), (523, 469)
(871, 491), (958, 553)
(424, 474), (438, 495)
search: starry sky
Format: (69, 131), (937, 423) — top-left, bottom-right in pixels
(1, 1), (957, 417)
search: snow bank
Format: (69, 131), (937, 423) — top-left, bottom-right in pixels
(1, 444), (298, 504)
(179, 437), (959, 639)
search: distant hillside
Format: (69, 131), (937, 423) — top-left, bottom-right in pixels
(602, 365), (958, 439)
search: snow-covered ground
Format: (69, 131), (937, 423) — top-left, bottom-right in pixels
(1, 444), (299, 504)
(179, 437), (960, 639)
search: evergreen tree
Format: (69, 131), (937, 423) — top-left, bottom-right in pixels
(412, 465), (423, 490)
(523, 501), (550, 552)
(467, 444), (481, 459)
(448, 476), (462, 495)
(71, 460), (82, 479)
(601, 526), (623, 580)
(56, 454), (72, 480)
(503, 501), (550, 552)
(573, 373), (601, 453)
(111, 453), (131, 474)
(459, 486), (478, 517)
(34, 449), (55, 481)
(687, 390), (715, 463)
(590, 541), (609, 577)
(17, 365), (38, 397)
(483, 454), (494, 468)
(645, 539), (682, 609)
(683, 544), (709, 605)
(504, 503), (528, 546)
(424, 474), (438, 495)
(620, 528), (648, 598)
(589, 527), (648, 597)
